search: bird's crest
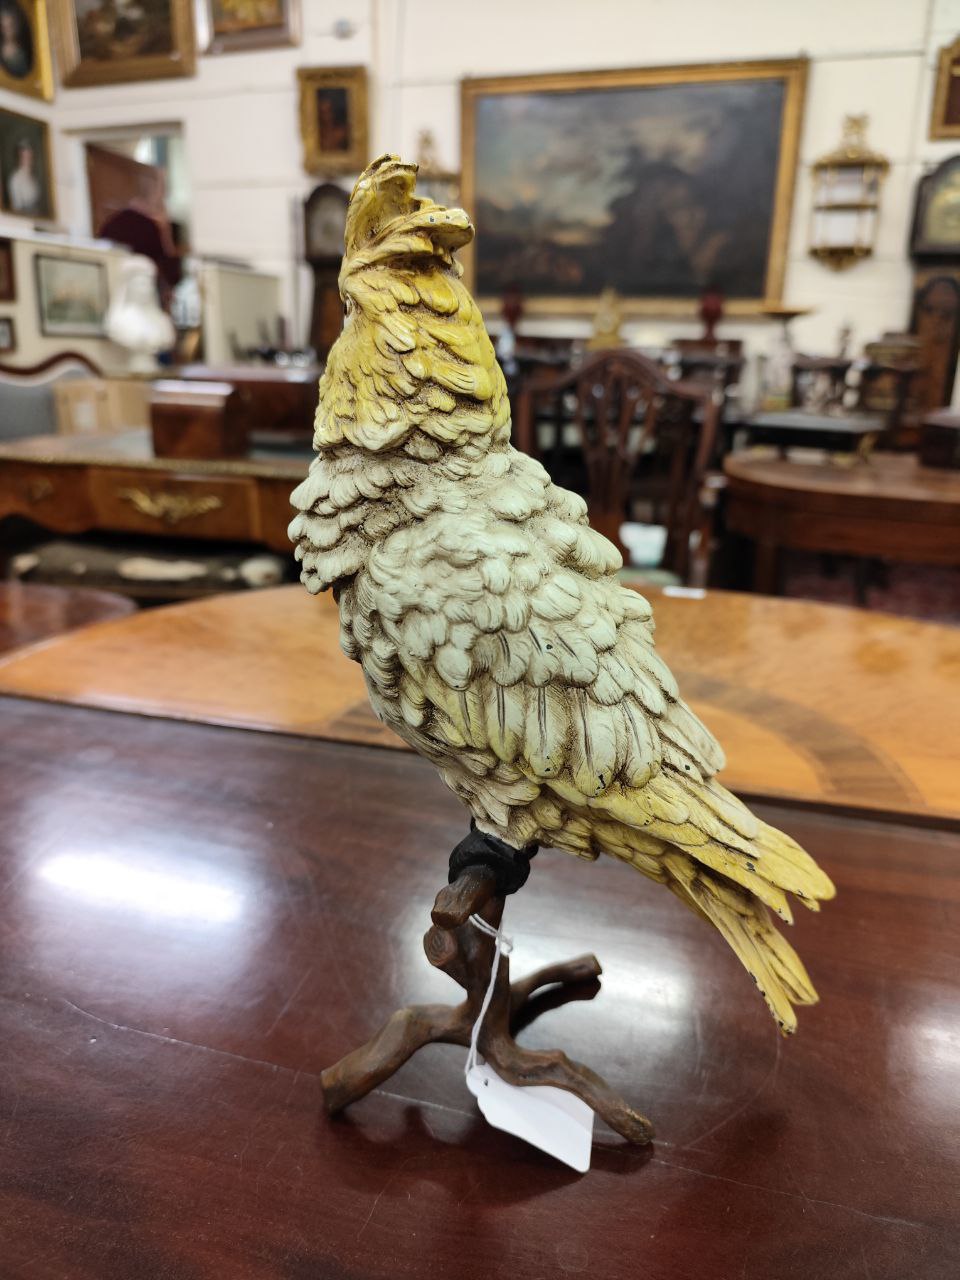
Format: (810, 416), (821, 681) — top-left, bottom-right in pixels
(314, 154), (510, 453)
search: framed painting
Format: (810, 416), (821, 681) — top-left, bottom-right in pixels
(35, 254), (108, 335)
(0, 0), (53, 99)
(0, 236), (14, 299)
(298, 65), (368, 176)
(930, 38), (960, 140)
(911, 156), (960, 260)
(461, 60), (808, 314)
(200, 0), (298, 54)
(52, 0), (195, 87)
(0, 106), (54, 220)
(0, 315), (15, 353)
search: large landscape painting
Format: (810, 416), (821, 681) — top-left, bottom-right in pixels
(462, 62), (807, 309)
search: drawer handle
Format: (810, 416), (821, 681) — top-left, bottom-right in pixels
(118, 487), (224, 526)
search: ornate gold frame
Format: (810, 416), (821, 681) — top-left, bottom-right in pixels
(0, 0), (54, 100)
(0, 105), (56, 221)
(460, 60), (808, 316)
(52, 0), (196, 87)
(930, 38), (960, 140)
(298, 65), (369, 177)
(200, 0), (300, 55)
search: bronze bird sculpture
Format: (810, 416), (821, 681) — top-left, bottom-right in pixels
(289, 155), (835, 1140)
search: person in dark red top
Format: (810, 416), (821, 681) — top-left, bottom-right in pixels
(97, 169), (183, 310)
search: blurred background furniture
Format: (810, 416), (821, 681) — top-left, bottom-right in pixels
(0, 428), (305, 563)
(723, 450), (960, 596)
(0, 580), (133, 656)
(0, 353), (111, 442)
(514, 349), (721, 582)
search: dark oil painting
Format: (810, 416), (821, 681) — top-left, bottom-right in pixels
(473, 78), (787, 301)
(75, 0), (174, 61)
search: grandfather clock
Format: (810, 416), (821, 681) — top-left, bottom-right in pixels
(304, 182), (349, 358)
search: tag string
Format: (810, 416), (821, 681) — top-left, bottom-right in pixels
(464, 911), (513, 1079)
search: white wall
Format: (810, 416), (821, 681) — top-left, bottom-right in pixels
(3, 0), (959, 366)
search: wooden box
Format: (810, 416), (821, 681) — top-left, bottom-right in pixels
(150, 380), (249, 460)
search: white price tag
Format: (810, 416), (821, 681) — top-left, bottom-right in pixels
(466, 1058), (595, 1173)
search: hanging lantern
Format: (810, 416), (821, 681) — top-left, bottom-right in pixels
(809, 115), (889, 271)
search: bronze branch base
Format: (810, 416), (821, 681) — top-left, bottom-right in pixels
(321, 865), (653, 1145)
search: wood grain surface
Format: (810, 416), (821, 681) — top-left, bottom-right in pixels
(0, 696), (956, 1280)
(0, 584), (956, 823)
(0, 580), (134, 657)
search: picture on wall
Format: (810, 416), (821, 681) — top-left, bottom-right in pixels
(298, 65), (368, 176)
(202, 0), (298, 53)
(461, 60), (808, 312)
(0, 0), (54, 99)
(0, 107), (54, 220)
(0, 237), (14, 300)
(0, 316), (15, 353)
(911, 155), (960, 259)
(52, 0), (195, 87)
(35, 254), (107, 335)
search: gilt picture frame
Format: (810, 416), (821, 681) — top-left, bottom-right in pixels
(35, 253), (107, 336)
(930, 38), (960, 140)
(200, 0), (299, 54)
(52, 0), (196, 87)
(298, 64), (368, 176)
(460, 60), (808, 315)
(0, 0), (54, 100)
(0, 106), (54, 220)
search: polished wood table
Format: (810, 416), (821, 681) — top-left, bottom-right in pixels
(0, 428), (309, 555)
(0, 695), (957, 1279)
(723, 451), (960, 594)
(1, 584), (957, 824)
(0, 580), (133, 656)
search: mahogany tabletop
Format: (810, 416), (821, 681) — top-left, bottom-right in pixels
(0, 584), (957, 824)
(723, 450), (960, 513)
(0, 580), (134, 656)
(0, 696), (956, 1280)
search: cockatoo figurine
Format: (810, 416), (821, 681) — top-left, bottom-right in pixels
(289, 156), (834, 1136)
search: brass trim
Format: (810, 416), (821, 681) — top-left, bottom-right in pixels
(460, 59), (808, 313)
(117, 487), (224, 525)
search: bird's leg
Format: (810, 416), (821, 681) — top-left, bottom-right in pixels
(480, 1037), (654, 1146)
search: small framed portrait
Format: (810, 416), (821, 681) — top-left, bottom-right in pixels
(52, 0), (196, 87)
(298, 65), (368, 175)
(910, 156), (960, 260)
(201, 0), (298, 54)
(0, 107), (54, 220)
(0, 237), (14, 300)
(0, 0), (53, 99)
(0, 315), (16, 353)
(35, 254), (108, 336)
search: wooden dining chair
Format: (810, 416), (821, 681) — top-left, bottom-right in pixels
(513, 350), (722, 585)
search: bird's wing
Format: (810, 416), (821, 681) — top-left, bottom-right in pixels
(358, 449), (833, 932)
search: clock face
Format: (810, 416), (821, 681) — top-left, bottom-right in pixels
(307, 191), (348, 258)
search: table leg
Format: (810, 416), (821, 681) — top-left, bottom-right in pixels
(753, 540), (781, 595)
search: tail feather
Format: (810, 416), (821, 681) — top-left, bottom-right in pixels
(665, 851), (818, 1036)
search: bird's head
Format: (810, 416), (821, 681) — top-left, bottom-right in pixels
(314, 154), (510, 454)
